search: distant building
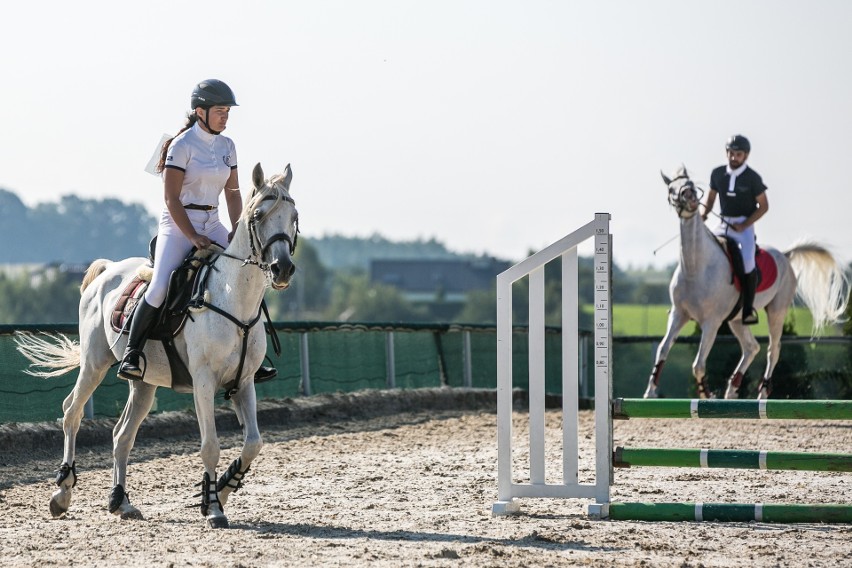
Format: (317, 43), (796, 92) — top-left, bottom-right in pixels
(370, 257), (510, 303)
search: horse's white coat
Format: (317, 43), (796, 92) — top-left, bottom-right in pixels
(644, 167), (848, 400)
(15, 163), (298, 527)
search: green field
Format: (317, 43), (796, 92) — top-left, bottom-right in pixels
(596, 304), (829, 337)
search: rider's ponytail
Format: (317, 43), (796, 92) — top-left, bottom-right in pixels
(155, 113), (200, 174)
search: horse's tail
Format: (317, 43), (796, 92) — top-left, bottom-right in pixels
(16, 259), (112, 378)
(784, 241), (850, 335)
(14, 332), (82, 378)
(80, 258), (111, 294)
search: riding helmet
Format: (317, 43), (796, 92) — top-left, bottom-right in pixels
(191, 79), (238, 109)
(725, 134), (750, 153)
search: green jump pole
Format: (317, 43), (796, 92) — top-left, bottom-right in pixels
(613, 447), (852, 472)
(609, 502), (852, 523)
(613, 398), (852, 420)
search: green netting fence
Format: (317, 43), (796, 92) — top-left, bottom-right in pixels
(1, 323), (850, 424)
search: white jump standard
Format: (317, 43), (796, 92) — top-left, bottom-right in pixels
(492, 213), (613, 516)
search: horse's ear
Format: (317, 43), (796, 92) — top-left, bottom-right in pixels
(252, 163), (265, 190)
(661, 170), (672, 186)
(282, 163), (292, 190)
(679, 164), (689, 178)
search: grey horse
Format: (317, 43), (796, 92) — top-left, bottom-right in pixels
(16, 163), (299, 528)
(644, 167), (848, 399)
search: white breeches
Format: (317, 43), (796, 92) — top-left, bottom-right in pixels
(143, 209), (230, 308)
(713, 215), (756, 273)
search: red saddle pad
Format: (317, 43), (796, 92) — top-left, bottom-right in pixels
(733, 248), (778, 293)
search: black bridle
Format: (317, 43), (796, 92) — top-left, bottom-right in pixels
(247, 193), (299, 267)
(667, 176), (703, 217)
(215, 188), (299, 273)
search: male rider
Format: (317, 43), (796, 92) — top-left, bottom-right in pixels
(702, 134), (769, 325)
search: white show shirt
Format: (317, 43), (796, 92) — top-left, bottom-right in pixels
(163, 122), (238, 207)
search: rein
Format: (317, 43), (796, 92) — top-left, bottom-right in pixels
(189, 182), (297, 399)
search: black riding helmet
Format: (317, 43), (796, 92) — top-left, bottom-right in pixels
(191, 79), (238, 109)
(725, 134), (750, 153)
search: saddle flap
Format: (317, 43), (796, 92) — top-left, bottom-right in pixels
(110, 278), (148, 333)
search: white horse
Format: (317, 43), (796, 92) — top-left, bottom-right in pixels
(15, 163), (298, 528)
(644, 167), (848, 400)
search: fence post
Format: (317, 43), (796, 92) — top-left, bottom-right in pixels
(386, 331), (396, 388)
(462, 330), (473, 388)
(299, 332), (312, 396)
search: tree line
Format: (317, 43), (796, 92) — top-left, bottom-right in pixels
(7, 187), (849, 330)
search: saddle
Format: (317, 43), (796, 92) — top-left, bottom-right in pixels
(715, 236), (779, 322)
(110, 245), (219, 393)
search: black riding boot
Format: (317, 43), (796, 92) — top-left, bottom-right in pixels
(742, 271), (759, 325)
(254, 364), (278, 384)
(117, 298), (160, 380)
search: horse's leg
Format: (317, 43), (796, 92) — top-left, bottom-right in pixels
(193, 378), (228, 528)
(757, 301), (791, 400)
(218, 383), (263, 508)
(110, 381), (157, 520)
(723, 321), (761, 399)
(50, 360), (109, 518)
(644, 307), (689, 398)
(692, 321), (726, 399)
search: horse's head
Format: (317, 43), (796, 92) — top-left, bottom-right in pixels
(243, 163), (299, 290)
(661, 166), (702, 218)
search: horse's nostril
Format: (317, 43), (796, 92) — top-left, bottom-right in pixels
(270, 260), (295, 281)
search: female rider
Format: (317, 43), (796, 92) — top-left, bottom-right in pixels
(118, 79), (275, 383)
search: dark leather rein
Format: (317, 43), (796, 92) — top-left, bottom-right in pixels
(194, 190), (297, 399)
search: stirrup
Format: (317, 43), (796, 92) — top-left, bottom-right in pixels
(742, 309), (759, 325)
(117, 350), (147, 381)
(254, 365), (277, 384)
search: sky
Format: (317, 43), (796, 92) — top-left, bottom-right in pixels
(2, 1), (851, 270)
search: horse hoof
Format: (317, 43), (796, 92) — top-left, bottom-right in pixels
(49, 497), (68, 518)
(756, 379), (771, 400)
(207, 516), (229, 529)
(119, 508), (145, 520)
(49, 489), (71, 518)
